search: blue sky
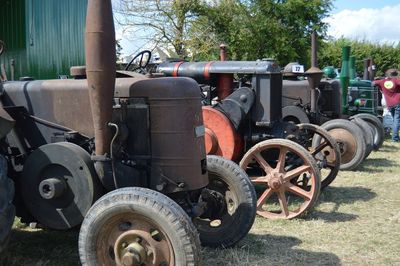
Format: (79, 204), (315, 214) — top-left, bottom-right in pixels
(332, 0), (400, 12)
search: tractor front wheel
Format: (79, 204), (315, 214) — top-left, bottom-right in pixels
(79, 187), (201, 266)
(193, 156), (257, 248)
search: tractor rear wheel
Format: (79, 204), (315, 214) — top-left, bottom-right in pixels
(0, 155), (15, 253)
(320, 119), (366, 171)
(79, 187), (200, 266)
(350, 113), (385, 151)
(240, 139), (321, 219)
(193, 156), (256, 248)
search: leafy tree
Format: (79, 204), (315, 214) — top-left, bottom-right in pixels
(190, 0), (333, 64)
(114, 0), (202, 57)
(319, 39), (400, 77)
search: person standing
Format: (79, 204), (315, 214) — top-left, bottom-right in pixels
(374, 69), (400, 142)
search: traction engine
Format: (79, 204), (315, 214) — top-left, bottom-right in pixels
(156, 46), (341, 219)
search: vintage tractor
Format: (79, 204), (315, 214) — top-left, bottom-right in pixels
(281, 33), (384, 171)
(155, 46), (341, 219)
(0, 1), (258, 265)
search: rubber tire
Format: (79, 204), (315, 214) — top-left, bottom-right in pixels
(0, 155), (15, 253)
(350, 113), (385, 151)
(320, 119), (366, 171)
(195, 155), (256, 248)
(350, 118), (374, 158)
(79, 187), (200, 266)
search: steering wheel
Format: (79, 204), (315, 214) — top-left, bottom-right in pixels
(125, 50), (152, 73)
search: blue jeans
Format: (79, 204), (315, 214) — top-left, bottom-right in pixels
(390, 103), (400, 141)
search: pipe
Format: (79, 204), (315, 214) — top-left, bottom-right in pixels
(217, 43), (233, 100)
(311, 31), (318, 68)
(363, 58), (370, 80)
(340, 46), (350, 114)
(305, 31), (323, 114)
(368, 58), (375, 81)
(85, 0), (116, 156)
(85, 0), (116, 190)
(349, 55), (356, 79)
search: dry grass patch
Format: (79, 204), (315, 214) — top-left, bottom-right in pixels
(1, 141), (400, 265)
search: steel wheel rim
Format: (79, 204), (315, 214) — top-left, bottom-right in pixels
(96, 212), (174, 266)
(194, 173), (238, 232)
(328, 128), (357, 164)
(240, 141), (319, 219)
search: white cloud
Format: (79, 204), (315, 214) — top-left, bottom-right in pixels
(326, 4), (400, 45)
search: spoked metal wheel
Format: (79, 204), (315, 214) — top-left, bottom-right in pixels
(79, 187), (200, 266)
(240, 139), (321, 219)
(292, 123), (341, 189)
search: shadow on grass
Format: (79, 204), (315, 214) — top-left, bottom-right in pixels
(307, 210), (358, 222)
(356, 158), (397, 173)
(378, 142), (399, 152)
(304, 186), (377, 223)
(320, 186), (377, 205)
(0, 228), (80, 266)
(202, 234), (341, 265)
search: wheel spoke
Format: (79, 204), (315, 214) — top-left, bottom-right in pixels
(256, 188), (273, 209)
(286, 183), (312, 200)
(311, 141), (329, 155)
(283, 165), (311, 182)
(277, 190), (289, 217)
(251, 175), (268, 184)
(253, 152), (274, 173)
(276, 147), (288, 172)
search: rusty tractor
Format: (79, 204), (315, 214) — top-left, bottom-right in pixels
(0, 1), (258, 265)
(281, 33), (385, 171)
(154, 45), (342, 220)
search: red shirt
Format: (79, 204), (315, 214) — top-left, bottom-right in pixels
(373, 78), (400, 108)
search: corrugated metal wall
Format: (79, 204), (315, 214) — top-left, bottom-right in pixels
(0, 0), (87, 80)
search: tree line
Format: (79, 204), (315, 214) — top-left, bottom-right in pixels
(115, 0), (400, 77)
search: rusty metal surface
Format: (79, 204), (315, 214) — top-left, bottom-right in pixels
(96, 212), (174, 266)
(85, 0), (116, 156)
(217, 44), (233, 100)
(2, 76), (209, 192)
(328, 128), (357, 164)
(202, 106), (243, 161)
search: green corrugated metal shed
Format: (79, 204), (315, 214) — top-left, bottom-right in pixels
(0, 0), (87, 80)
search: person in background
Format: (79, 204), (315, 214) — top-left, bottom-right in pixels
(374, 69), (400, 142)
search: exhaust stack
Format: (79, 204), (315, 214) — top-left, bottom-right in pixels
(305, 31), (323, 113)
(85, 0), (116, 156)
(85, 0), (116, 189)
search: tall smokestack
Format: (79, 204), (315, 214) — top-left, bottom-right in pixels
(85, 0), (116, 156)
(85, 0), (116, 189)
(305, 31), (323, 113)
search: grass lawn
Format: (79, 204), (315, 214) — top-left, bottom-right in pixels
(1, 141), (400, 265)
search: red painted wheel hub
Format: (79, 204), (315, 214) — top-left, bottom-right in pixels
(202, 106), (243, 161)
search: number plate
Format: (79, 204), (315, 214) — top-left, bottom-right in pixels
(291, 64), (304, 73)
